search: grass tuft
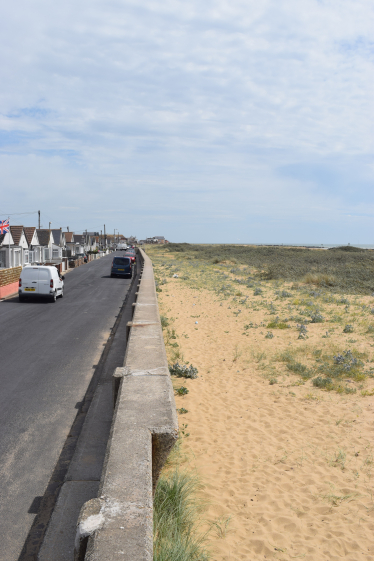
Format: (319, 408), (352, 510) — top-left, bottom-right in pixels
(153, 470), (210, 561)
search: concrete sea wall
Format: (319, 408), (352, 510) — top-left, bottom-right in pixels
(75, 248), (178, 560)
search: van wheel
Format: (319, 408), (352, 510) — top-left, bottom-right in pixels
(51, 292), (57, 303)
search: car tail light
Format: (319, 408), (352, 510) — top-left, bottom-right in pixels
(50, 279), (54, 288)
(19, 278), (22, 287)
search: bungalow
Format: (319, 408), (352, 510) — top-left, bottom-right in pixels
(0, 230), (14, 268)
(64, 232), (76, 257)
(36, 229), (54, 262)
(24, 227), (42, 264)
(9, 226), (29, 266)
(73, 234), (88, 255)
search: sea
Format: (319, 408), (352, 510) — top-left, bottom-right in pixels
(251, 244), (374, 250)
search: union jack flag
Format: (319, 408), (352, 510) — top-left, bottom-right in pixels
(0, 219), (10, 235)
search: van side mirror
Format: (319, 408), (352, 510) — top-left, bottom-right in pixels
(61, 275), (65, 280)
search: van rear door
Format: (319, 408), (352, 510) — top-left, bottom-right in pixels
(38, 268), (51, 296)
(21, 267), (40, 294)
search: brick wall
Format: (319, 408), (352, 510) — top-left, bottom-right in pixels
(0, 266), (22, 287)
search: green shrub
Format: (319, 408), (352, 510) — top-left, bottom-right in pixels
(313, 376), (333, 389)
(170, 363), (198, 379)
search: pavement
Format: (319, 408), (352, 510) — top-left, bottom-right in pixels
(0, 252), (134, 561)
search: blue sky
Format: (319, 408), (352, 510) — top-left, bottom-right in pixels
(0, 0), (373, 243)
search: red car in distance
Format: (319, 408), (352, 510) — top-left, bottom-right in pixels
(124, 249), (136, 264)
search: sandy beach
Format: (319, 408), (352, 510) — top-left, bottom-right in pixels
(148, 246), (374, 560)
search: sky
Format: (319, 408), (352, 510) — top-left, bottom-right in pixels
(0, 0), (373, 243)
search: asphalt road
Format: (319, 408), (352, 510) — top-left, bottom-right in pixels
(0, 253), (132, 561)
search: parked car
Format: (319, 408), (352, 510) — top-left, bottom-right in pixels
(124, 249), (136, 264)
(19, 266), (64, 302)
(111, 256), (132, 278)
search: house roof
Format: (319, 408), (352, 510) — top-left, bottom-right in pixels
(24, 227), (36, 245)
(51, 229), (64, 245)
(36, 229), (52, 246)
(64, 232), (74, 243)
(9, 226), (24, 246)
(74, 234), (86, 244)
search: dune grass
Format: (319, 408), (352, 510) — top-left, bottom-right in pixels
(153, 468), (210, 561)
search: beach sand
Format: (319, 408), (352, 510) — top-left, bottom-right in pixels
(151, 252), (374, 560)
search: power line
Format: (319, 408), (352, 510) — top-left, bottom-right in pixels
(1, 211), (39, 216)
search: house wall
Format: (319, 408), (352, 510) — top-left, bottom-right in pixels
(0, 266), (22, 298)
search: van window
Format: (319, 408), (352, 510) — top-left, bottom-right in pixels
(21, 267), (39, 280)
(113, 258), (130, 266)
(39, 269), (50, 280)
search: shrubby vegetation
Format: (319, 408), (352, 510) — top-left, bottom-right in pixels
(165, 244), (374, 295)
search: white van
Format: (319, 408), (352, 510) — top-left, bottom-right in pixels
(19, 266), (64, 303)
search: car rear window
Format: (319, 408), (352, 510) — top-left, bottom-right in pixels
(113, 258), (130, 265)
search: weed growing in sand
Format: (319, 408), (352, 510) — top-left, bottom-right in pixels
(232, 345), (242, 362)
(343, 324), (354, 333)
(265, 331), (274, 339)
(177, 408), (188, 414)
(310, 311), (324, 323)
(266, 318), (290, 329)
(176, 386), (189, 396)
(297, 324), (308, 340)
(211, 515), (232, 539)
(170, 363), (199, 379)
(320, 492), (357, 507)
(160, 315), (169, 329)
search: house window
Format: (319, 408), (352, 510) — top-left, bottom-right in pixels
(44, 248), (49, 261)
(24, 250), (29, 264)
(52, 249), (60, 259)
(29, 250), (34, 263)
(0, 250), (6, 268)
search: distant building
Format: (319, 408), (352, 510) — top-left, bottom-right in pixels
(145, 236), (168, 244)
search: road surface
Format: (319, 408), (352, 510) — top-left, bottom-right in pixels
(0, 253), (132, 561)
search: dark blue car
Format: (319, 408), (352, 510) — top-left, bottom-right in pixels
(111, 256), (132, 278)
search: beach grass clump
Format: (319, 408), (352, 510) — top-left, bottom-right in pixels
(153, 470), (210, 561)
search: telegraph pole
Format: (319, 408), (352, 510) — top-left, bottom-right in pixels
(104, 224), (106, 248)
(38, 210), (40, 229)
